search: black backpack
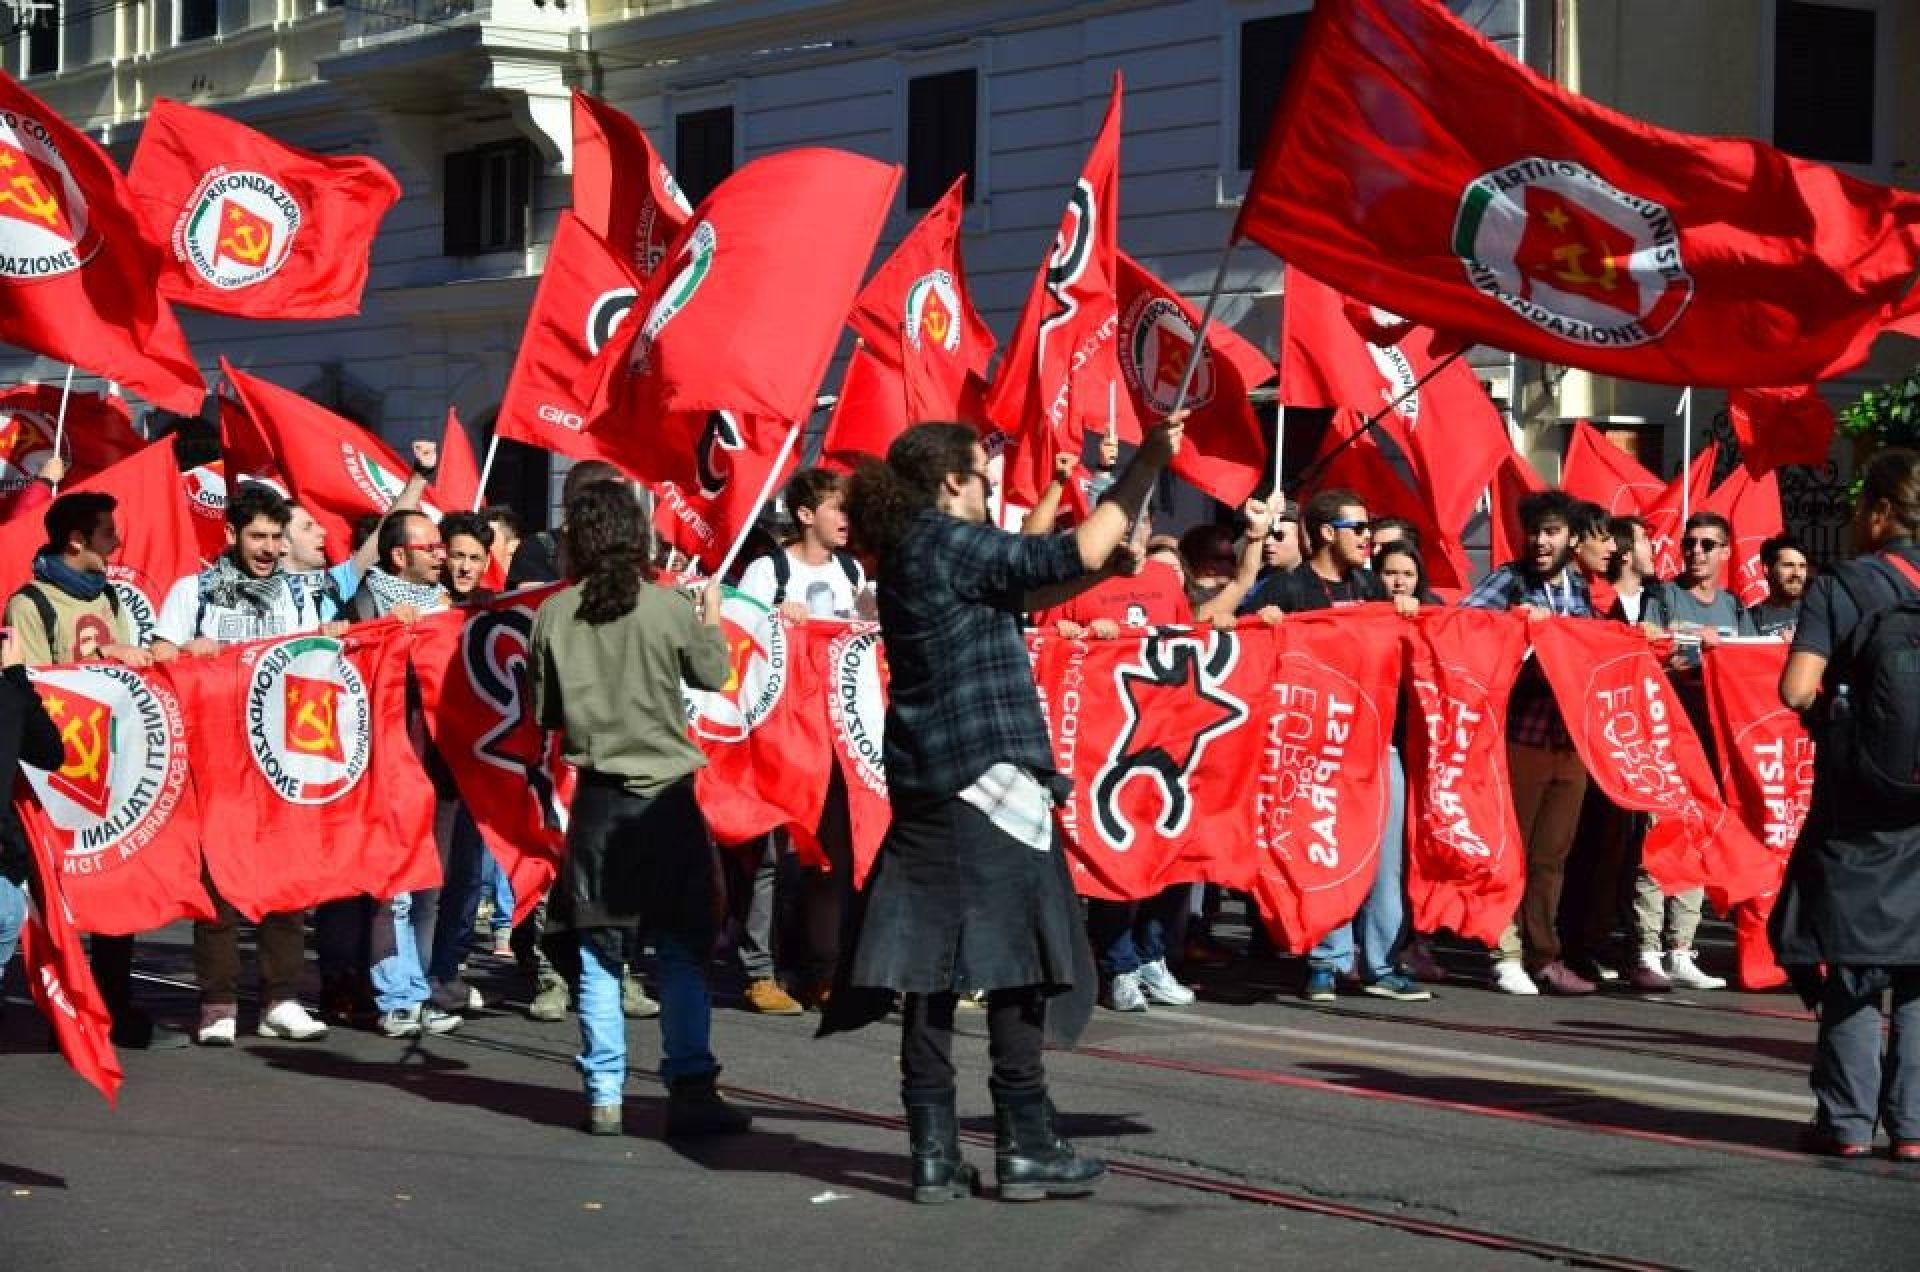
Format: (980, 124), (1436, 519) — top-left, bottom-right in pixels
(769, 549), (862, 606)
(1831, 552), (1920, 801)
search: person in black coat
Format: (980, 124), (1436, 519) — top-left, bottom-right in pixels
(1, 624), (65, 975)
(1775, 448), (1920, 1160)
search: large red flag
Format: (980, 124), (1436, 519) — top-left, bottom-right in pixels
(1114, 252), (1271, 507)
(1235, 0), (1920, 388)
(848, 176), (996, 426)
(12, 660), (213, 934)
(0, 438), (201, 648)
(1530, 618), (1773, 910)
(128, 99), (400, 320)
(1700, 465), (1784, 608)
(180, 460), (231, 565)
(435, 407), (482, 514)
(221, 360), (438, 550)
(1402, 608), (1528, 945)
(985, 75), (1123, 508)
(492, 212), (642, 469)
(1249, 608), (1404, 952)
(1641, 442), (1719, 580)
(0, 384), (144, 518)
(17, 840), (122, 1104)
(1279, 269), (1510, 533)
(409, 593), (573, 925)
(650, 414), (800, 573)
(822, 623), (892, 888)
(161, 621), (440, 917)
(0, 74), (204, 413)
(820, 343), (912, 467)
(1558, 420), (1663, 517)
(1307, 409), (1470, 589)
(585, 148), (900, 430)
(1488, 447), (1547, 569)
(1728, 386), (1835, 477)
(571, 91), (691, 281)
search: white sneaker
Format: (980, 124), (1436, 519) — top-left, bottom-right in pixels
(1491, 961), (1540, 996)
(1665, 949), (1726, 991)
(1135, 958), (1196, 1006)
(257, 999), (328, 1041)
(1104, 971), (1149, 1012)
(195, 1013), (237, 1046)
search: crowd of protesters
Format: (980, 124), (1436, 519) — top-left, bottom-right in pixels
(2, 427), (1918, 1184)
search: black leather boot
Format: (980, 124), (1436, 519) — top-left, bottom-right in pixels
(992, 1088), (1106, 1201)
(904, 1090), (980, 1204)
(665, 1071), (753, 1138)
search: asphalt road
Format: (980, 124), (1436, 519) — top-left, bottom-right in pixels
(3, 918), (1915, 1271)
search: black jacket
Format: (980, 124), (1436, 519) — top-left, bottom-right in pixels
(1, 664), (64, 884)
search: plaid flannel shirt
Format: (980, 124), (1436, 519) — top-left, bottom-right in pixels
(1461, 562), (1594, 750)
(879, 510), (1084, 803)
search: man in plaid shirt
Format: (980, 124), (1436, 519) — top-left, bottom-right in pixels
(1462, 490), (1599, 997)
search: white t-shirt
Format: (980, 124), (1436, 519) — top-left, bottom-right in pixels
(735, 549), (865, 619)
(152, 571), (305, 646)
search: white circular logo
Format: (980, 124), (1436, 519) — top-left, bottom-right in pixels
(683, 590), (787, 744)
(182, 462), (228, 523)
(0, 108), (97, 280)
(585, 287), (637, 355)
(827, 626), (888, 796)
(106, 566), (159, 647)
(1119, 294), (1214, 415)
(1453, 158), (1691, 348)
(244, 636), (372, 804)
(174, 168), (300, 290)
(23, 664), (189, 865)
(904, 270), (963, 356)
(634, 221), (716, 374)
(0, 405), (60, 495)
(343, 448), (442, 521)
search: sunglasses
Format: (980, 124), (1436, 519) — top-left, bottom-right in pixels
(1682, 536), (1726, 553)
(1328, 518), (1371, 534)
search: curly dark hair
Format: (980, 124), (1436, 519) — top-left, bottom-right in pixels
(565, 481), (648, 623)
(844, 422), (978, 565)
(439, 511), (495, 551)
(226, 481), (291, 533)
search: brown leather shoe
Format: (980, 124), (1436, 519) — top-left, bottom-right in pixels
(1535, 960), (1597, 996)
(743, 979), (804, 1015)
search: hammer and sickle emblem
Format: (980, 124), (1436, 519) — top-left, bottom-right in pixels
(59, 707), (107, 784)
(921, 297), (951, 346)
(222, 221), (271, 265)
(721, 633), (755, 695)
(1551, 242), (1618, 291)
(0, 170), (62, 227)
(290, 692), (337, 754)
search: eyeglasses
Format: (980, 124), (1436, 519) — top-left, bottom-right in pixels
(404, 542), (448, 557)
(1328, 518), (1371, 534)
(1682, 536), (1726, 553)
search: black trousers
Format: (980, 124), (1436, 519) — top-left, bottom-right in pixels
(900, 986), (1046, 1099)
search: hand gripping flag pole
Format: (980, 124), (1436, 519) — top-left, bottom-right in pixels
(1128, 238), (1236, 527)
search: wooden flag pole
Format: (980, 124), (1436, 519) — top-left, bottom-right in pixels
(711, 420), (803, 585)
(48, 364), (75, 493)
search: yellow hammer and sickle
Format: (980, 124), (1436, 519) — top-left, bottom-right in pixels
(59, 707), (107, 784)
(291, 694), (337, 753)
(923, 302), (951, 345)
(222, 222), (270, 265)
(722, 634), (755, 695)
(0, 172), (62, 228)
(1550, 242), (1618, 292)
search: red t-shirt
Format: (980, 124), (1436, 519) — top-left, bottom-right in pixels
(1042, 560), (1193, 629)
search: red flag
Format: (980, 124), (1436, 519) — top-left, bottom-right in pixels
(493, 212), (643, 470)
(1728, 385), (1835, 476)
(985, 75), (1123, 508)
(1559, 420), (1664, 518)
(820, 344), (912, 467)
(435, 407), (482, 514)
(0, 74), (204, 413)
(1530, 618), (1773, 910)
(128, 99), (401, 319)
(1279, 270), (1510, 534)
(221, 360), (438, 550)
(686, 592), (836, 857)
(585, 148), (900, 430)
(1234, 0), (1920, 388)
(1114, 252), (1271, 507)
(410, 593), (574, 925)
(1249, 608), (1404, 952)
(0, 438), (201, 648)
(1402, 608), (1529, 945)
(1308, 409), (1470, 590)
(17, 842), (122, 1104)
(1488, 447), (1546, 569)
(160, 622), (440, 917)
(848, 176), (996, 425)
(1702, 643), (1810, 990)
(822, 623), (891, 888)
(180, 460), (232, 565)
(12, 660), (214, 934)
(1041, 627), (1266, 901)
(1700, 465), (1784, 608)
(0, 384), (144, 518)
(571, 91), (691, 281)
(649, 414), (800, 573)
(1641, 442), (1719, 580)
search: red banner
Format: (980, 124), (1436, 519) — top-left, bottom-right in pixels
(822, 624), (892, 887)
(0, 384), (144, 519)
(17, 842), (122, 1104)
(1402, 608), (1529, 945)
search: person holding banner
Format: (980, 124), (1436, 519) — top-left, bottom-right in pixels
(1749, 535), (1811, 639)
(1774, 448), (1920, 1160)
(828, 413), (1182, 1204)
(0, 625), (63, 985)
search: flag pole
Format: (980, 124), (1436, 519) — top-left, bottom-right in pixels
(711, 421), (802, 585)
(1130, 237), (1236, 523)
(1677, 387), (1693, 528)
(49, 364), (75, 493)
(472, 433), (501, 512)
(1291, 347), (1466, 491)
(1273, 404), (1287, 496)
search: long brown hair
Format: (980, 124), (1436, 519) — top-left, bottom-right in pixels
(565, 482), (647, 623)
(844, 422), (978, 564)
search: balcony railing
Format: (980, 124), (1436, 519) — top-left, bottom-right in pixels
(344, 0), (481, 43)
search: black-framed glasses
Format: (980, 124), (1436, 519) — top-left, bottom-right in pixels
(1682, 536), (1726, 553)
(1329, 518), (1371, 534)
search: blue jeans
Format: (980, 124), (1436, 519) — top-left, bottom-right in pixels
(371, 888), (438, 1013)
(576, 931), (716, 1106)
(429, 807), (486, 985)
(1310, 747), (1407, 981)
(1088, 887), (1185, 976)
(0, 876), (25, 971)
(480, 851), (514, 937)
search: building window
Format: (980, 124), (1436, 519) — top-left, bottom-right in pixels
(674, 107), (734, 206)
(1238, 12), (1310, 171)
(443, 141), (532, 257)
(27, 1), (58, 76)
(179, 0), (219, 43)
(906, 69), (977, 209)
(1773, 2), (1875, 164)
